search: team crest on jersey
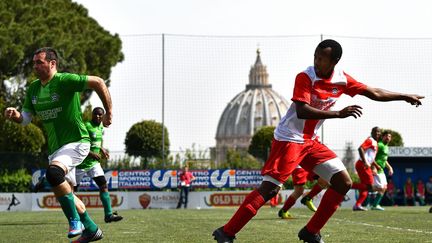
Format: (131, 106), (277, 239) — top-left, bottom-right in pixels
(331, 88), (338, 95)
(31, 96), (37, 104)
(51, 93), (59, 102)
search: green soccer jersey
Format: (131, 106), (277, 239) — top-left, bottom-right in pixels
(77, 121), (104, 170)
(22, 72), (90, 154)
(375, 140), (389, 174)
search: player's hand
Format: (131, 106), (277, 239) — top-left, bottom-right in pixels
(102, 112), (112, 127)
(338, 105), (363, 119)
(404, 94), (424, 107)
(4, 107), (20, 120)
(101, 148), (110, 159)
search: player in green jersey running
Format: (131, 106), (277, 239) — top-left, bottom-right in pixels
(75, 107), (123, 223)
(371, 130), (394, 210)
(4, 47), (112, 242)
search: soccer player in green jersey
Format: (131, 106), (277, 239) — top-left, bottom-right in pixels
(4, 47), (112, 242)
(75, 107), (123, 223)
(371, 130), (393, 210)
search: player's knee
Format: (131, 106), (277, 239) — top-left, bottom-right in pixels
(46, 165), (66, 187)
(330, 171), (352, 194)
(258, 181), (281, 201)
(93, 176), (108, 190)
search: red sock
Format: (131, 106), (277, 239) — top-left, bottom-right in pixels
(352, 182), (368, 191)
(223, 189), (265, 236)
(306, 184), (323, 198)
(270, 194), (279, 207)
(282, 195), (296, 211)
(306, 188), (344, 234)
(356, 190), (368, 206)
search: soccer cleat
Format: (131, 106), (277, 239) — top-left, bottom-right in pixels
(298, 226), (324, 243)
(105, 211), (123, 223)
(429, 207), (432, 213)
(71, 228), (104, 243)
(301, 196), (317, 212)
(212, 226), (235, 243)
(278, 209), (293, 219)
(68, 220), (84, 238)
(371, 205), (385, 211)
(352, 205), (368, 211)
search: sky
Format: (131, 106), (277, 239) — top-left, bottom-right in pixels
(73, 0), (432, 156)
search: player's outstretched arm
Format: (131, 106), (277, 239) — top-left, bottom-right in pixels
(361, 87), (424, 106)
(295, 101), (363, 120)
(87, 76), (113, 127)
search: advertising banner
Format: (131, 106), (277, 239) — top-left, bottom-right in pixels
(32, 169), (263, 190)
(0, 193), (31, 211)
(31, 192), (128, 211)
(1, 190), (357, 211)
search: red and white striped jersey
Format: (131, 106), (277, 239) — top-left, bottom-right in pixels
(274, 66), (367, 143)
(360, 137), (378, 165)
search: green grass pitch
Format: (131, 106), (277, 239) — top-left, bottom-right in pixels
(0, 206), (431, 242)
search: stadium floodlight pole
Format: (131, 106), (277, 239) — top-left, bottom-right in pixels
(162, 33), (166, 167)
(320, 34), (324, 144)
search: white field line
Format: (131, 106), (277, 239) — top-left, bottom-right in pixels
(290, 213), (432, 235)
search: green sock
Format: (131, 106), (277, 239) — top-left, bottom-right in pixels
(79, 211), (98, 233)
(100, 191), (113, 216)
(57, 192), (80, 221)
(373, 193), (383, 207)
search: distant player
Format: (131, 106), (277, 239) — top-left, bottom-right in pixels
(212, 39), (423, 243)
(278, 166), (327, 219)
(351, 127), (381, 211)
(370, 130), (393, 210)
(75, 107), (123, 223)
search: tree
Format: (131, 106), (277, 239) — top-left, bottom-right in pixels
(0, 98), (45, 154)
(0, 0), (124, 106)
(82, 103), (93, 122)
(248, 126), (275, 162)
(124, 120), (169, 169)
(220, 149), (261, 169)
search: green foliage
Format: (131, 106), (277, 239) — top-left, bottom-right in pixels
(0, 0), (124, 105)
(124, 120), (170, 169)
(82, 103), (93, 122)
(248, 126), (275, 162)
(0, 169), (32, 192)
(220, 149), (261, 169)
(0, 99), (45, 154)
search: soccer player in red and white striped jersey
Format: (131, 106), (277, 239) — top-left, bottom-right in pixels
(212, 39), (424, 243)
(351, 127), (381, 211)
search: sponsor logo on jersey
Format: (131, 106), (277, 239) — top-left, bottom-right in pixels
(51, 93), (59, 102)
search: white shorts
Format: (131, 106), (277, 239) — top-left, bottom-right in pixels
(48, 142), (90, 186)
(373, 173), (388, 189)
(76, 163), (105, 185)
(263, 157), (344, 187)
(312, 157), (345, 183)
